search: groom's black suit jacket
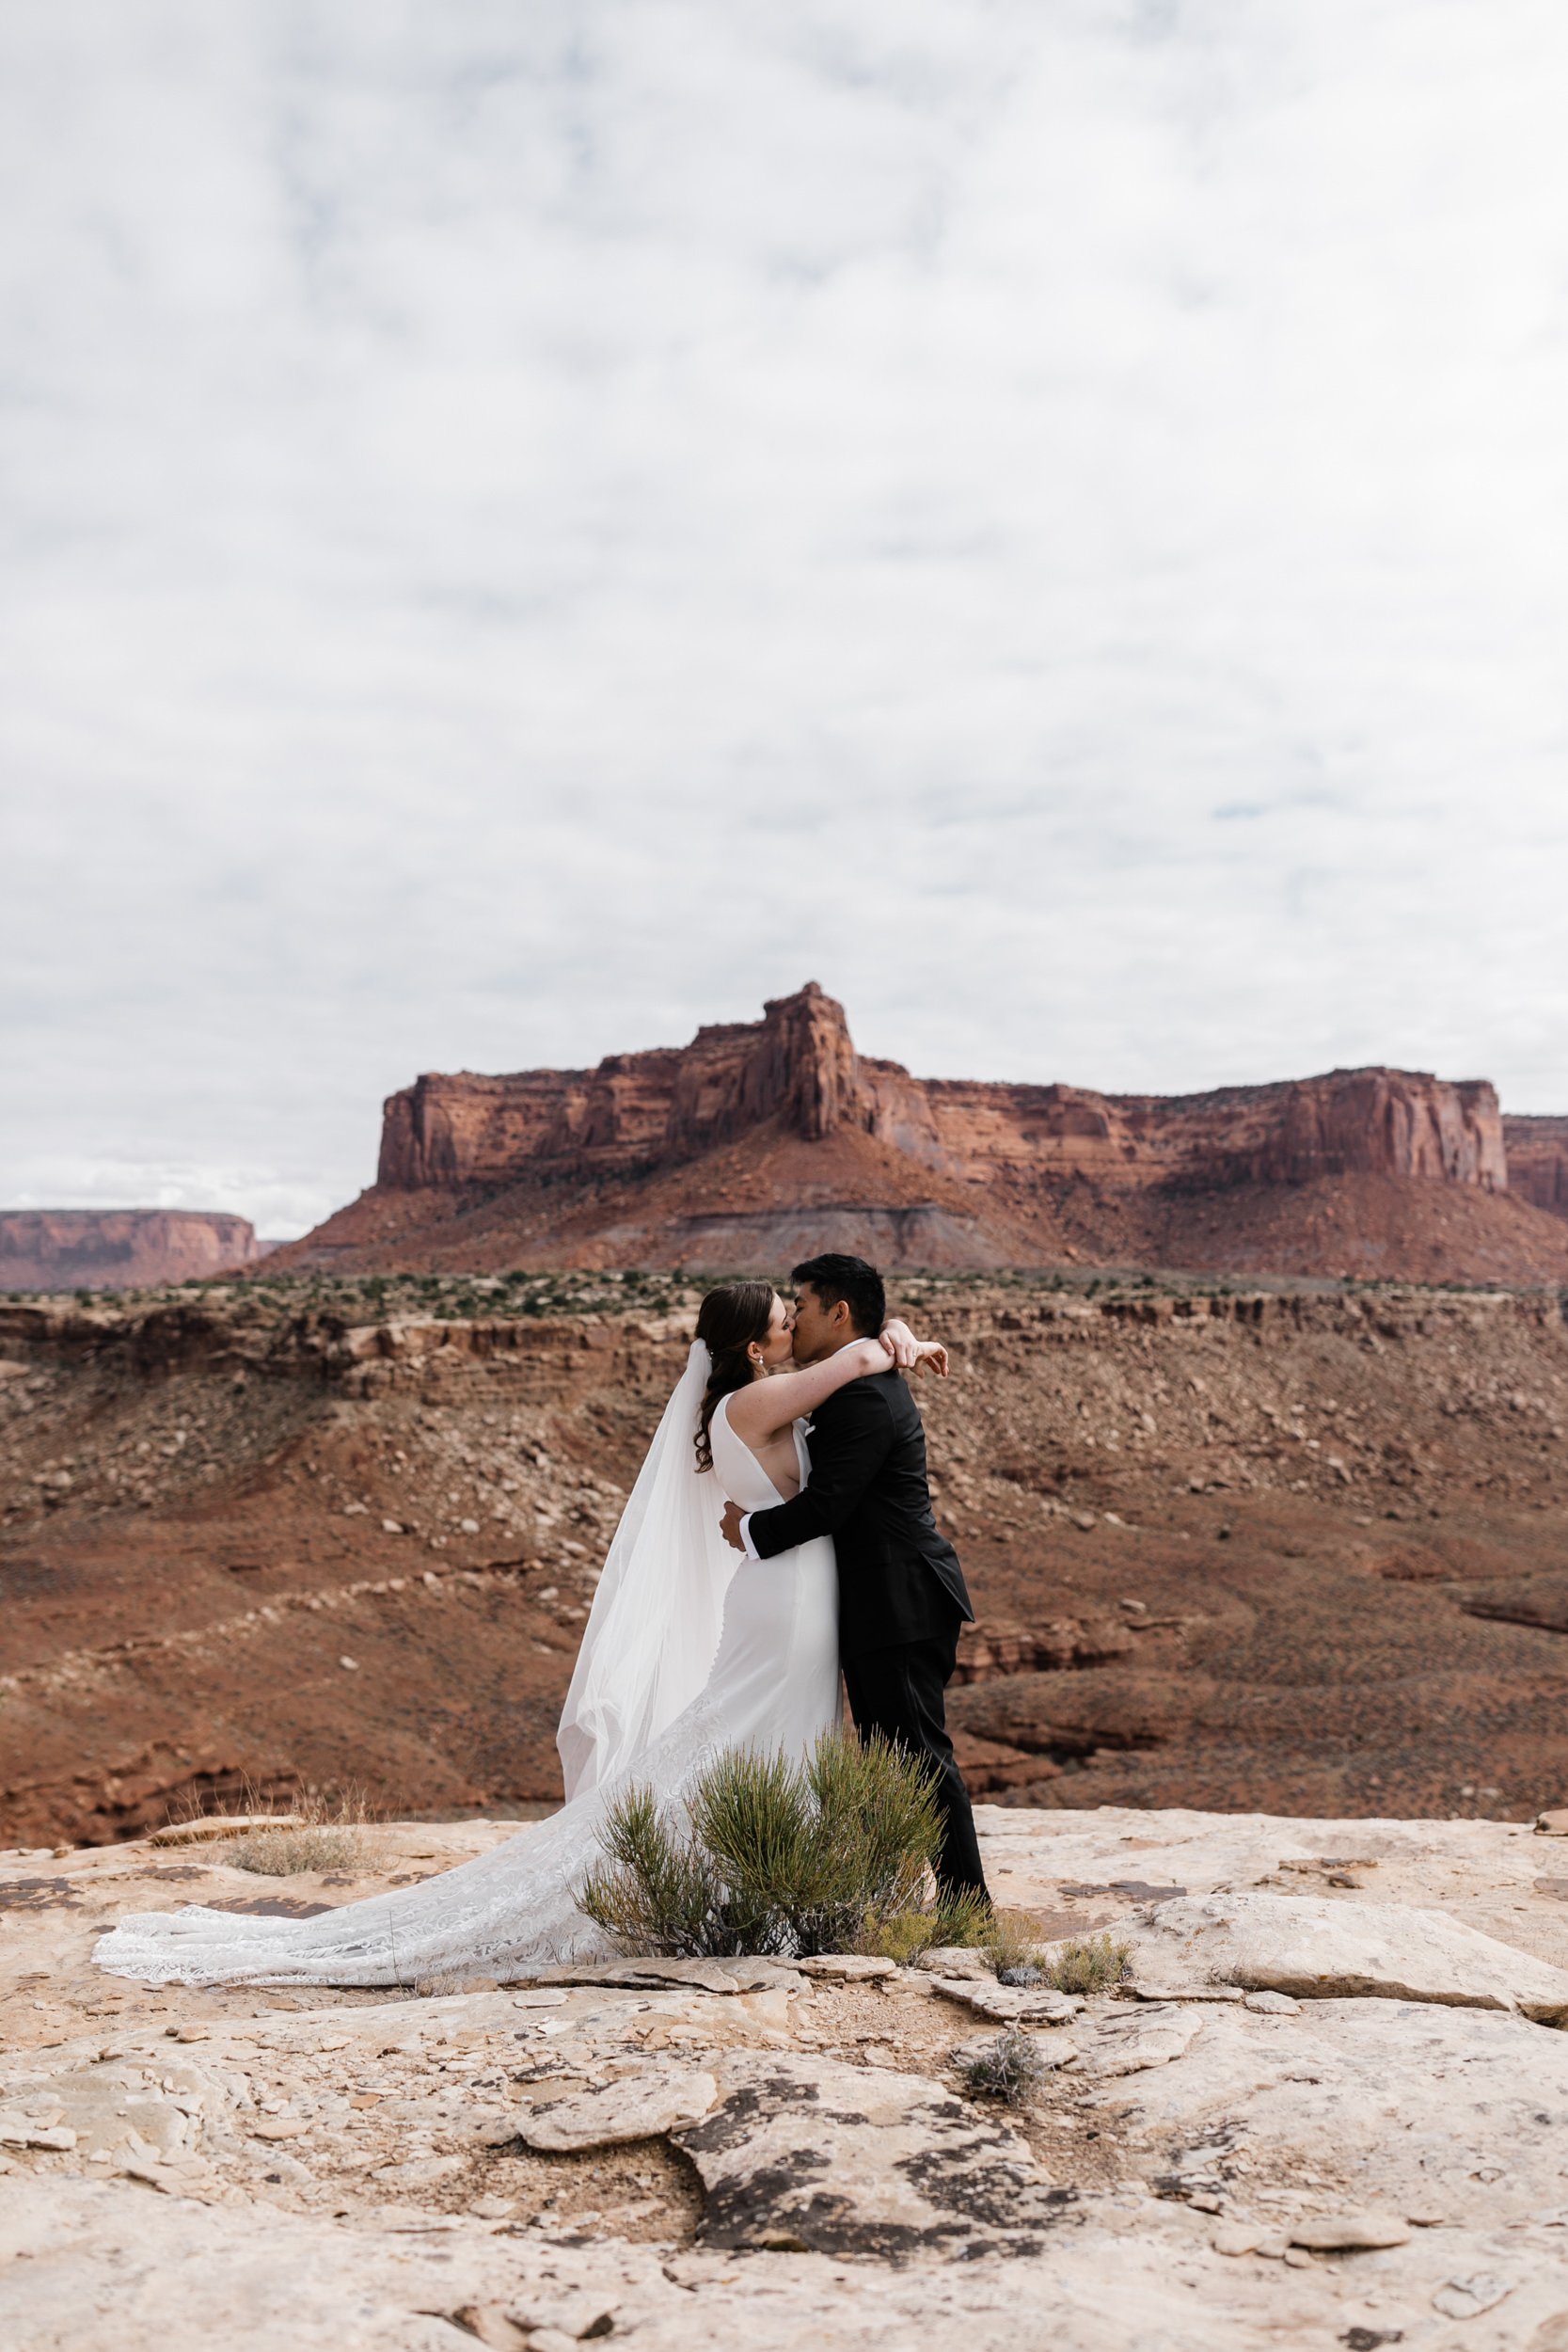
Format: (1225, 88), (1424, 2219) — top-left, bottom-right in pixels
(745, 1368), (972, 1660)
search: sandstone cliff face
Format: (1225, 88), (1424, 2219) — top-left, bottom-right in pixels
(375, 984), (864, 1189)
(372, 982), (1506, 1200)
(916, 1067), (1505, 1193)
(1504, 1115), (1568, 1217)
(0, 1210), (266, 1293)
(278, 985), (1565, 1281)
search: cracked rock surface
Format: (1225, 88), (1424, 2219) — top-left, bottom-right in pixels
(1131, 1890), (1568, 2018)
(8, 1804), (1568, 2348)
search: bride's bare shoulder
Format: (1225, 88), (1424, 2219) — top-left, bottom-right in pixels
(716, 1383), (758, 1436)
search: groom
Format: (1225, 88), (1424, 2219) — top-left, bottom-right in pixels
(721, 1251), (990, 1906)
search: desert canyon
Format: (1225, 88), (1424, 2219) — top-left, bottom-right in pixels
(6, 987), (1568, 2349)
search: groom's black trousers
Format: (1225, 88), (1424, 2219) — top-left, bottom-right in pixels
(842, 1619), (990, 1902)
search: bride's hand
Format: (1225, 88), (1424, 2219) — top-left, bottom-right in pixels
(879, 1316), (920, 1368)
(880, 1320), (948, 1377)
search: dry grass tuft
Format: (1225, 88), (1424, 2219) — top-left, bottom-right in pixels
(982, 1907), (1052, 1977)
(957, 2024), (1049, 2106)
(228, 1787), (374, 1877)
(977, 1913), (1132, 1994)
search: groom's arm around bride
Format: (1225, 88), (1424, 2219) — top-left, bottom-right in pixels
(721, 1252), (990, 1906)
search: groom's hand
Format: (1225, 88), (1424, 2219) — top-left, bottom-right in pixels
(720, 1501), (747, 1551)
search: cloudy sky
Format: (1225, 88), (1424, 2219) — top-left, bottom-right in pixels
(4, 1), (1565, 1235)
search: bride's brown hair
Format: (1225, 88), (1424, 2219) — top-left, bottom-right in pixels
(693, 1280), (778, 1472)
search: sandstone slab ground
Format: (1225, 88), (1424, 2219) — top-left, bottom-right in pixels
(8, 1804), (1568, 2348)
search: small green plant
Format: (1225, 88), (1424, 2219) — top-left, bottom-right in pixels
(577, 1734), (942, 1959)
(958, 2025), (1049, 2106)
(1042, 1931), (1132, 1994)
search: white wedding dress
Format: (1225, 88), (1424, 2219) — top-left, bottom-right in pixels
(92, 1351), (840, 1988)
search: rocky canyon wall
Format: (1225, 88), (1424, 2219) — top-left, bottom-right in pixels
(0, 1211), (269, 1294)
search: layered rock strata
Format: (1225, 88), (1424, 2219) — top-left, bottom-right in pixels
(5, 1271), (1568, 1844)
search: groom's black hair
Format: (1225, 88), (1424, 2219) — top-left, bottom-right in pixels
(792, 1253), (885, 1338)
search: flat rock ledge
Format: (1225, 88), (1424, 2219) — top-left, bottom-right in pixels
(519, 2067), (718, 2152)
(927, 1974), (1083, 2026)
(1132, 1891), (1568, 2020)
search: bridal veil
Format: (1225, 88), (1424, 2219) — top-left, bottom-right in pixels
(558, 1338), (739, 1797)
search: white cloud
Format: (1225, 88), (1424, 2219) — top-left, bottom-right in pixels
(2, 0), (1565, 1232)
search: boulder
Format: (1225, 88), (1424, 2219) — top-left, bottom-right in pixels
(1432, 2273), (1514, 2319)
(1132, 1893), (1568, 2021)
(915, 1947), (990, 1981)
(1211, 2222), (1288, 2258)
(504, 2289), (622, 2341)
(796, 1955), (897, 1982)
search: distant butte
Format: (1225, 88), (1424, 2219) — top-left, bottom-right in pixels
(0, 1209), (273, 1294)
(269, 982), (1568, 1283)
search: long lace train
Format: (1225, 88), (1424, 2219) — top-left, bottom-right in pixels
(92, 1695), (730, 1989)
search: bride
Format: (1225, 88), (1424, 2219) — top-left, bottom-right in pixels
(93, 1280), (944, 1988)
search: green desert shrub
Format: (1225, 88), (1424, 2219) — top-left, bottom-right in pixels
(575, 1783), (751, 1957)
(577, 1733), (943, 1959)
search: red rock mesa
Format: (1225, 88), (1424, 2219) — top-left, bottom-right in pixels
(275, 985), (1568, 1284)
